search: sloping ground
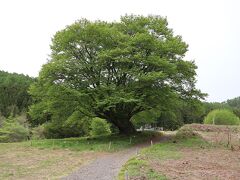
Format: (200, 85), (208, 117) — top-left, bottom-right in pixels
(183, 124), (240, 149)
(119, 124), (240, 180)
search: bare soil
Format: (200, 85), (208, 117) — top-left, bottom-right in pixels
(151, 124), (240, 180)
(152, 148), (240, 180)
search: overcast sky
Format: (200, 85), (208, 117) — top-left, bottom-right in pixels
(0, 0), (239, 102)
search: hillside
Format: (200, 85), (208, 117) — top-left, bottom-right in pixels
(0, 70), (35, 117)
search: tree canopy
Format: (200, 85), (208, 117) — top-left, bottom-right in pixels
(29, 15), (204, 135)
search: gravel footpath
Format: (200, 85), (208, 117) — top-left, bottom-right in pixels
(62, 135), (170, 180)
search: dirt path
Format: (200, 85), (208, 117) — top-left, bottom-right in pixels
(62, 134), (170, 180)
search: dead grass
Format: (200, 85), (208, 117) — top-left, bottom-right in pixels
(0, 143), (103, 180)
(183, 124), (240, 150)
(182, 123), (240, 133)
(152, 147), (240, 180)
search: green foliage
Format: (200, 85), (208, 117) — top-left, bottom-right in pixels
(204, 109), (240, 125)
(39, 111), (91, 139)
(31, 125), (45, 140)
(233, 108), (240, 118)
(118, 157), (167, 180)
(0, 71), (34, 117)
(225, 96), (240, 118)
(90, 118), (111, 136)
(28, 101), (51, 126)
(202, 96), (240, 120)
(157, 111), (183, 130)
(226, 96), (240, 108)
(131, 108), (161, 128)
(155, 99), (204, 130)
(65, 111), (90, 135)
(29, 15), (204, 136)
(181, 100), (206, 124)
(203, 102), (230, 115)
(0, 117), (29, 142)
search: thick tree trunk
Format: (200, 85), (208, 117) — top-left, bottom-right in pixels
(111, 119), (136, 135)
(97, 108), (138, 135)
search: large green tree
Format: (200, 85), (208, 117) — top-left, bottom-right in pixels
(29, 15), (204, 135)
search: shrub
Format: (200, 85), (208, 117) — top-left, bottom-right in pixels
(42, 111), (91, 139)
(64, 111), (90, 136)
(31, 125), (45, 140)
(204, 109), (240, 125)
(0, 117), (29, 142)
(90, 118), (111, 136)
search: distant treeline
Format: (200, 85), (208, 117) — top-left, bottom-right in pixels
(204, 97), (240, 118)
(0, 70), (35, 117)
(155, 98), (240, 130)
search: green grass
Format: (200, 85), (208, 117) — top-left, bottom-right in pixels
(118, 157), (167, 180)
(118, 136), (210, 180)
(25, 131), (160, 152)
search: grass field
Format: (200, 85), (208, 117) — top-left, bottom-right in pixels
(28, 131), (157, 152)
(0, 131), (158, 180)
(118, 124), (240, 180)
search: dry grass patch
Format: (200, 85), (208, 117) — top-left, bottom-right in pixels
(152, 147), (240, 180)
(0, 143), (102, 180)
(183, 124), (240, 150)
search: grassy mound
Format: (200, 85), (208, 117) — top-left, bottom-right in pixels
(175, 127), (201, 139)
(204, 109), (240, 125)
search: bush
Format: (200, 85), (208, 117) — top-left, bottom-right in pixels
(31, 125), (45, 140)
(41, 111), (91, 139)
(0, 117), (29, 142)
(90, 117), (111, 136)
(64, 111), (90, 136)
(204, 109), (240, 125)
